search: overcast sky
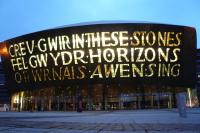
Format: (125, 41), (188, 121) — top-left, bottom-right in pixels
(0, 0), (199, 47)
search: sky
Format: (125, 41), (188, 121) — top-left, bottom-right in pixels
(0, 0), (199, 47)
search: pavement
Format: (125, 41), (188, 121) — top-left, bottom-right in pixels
(0, 108), (200, 133)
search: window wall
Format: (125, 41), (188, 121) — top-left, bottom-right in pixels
(10, 84), (199, 111)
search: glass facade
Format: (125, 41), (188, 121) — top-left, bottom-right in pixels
(10, 84), (199, 111)
(0, 56), (9, 105)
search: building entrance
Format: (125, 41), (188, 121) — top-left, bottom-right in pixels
(10, 84), (199, 111)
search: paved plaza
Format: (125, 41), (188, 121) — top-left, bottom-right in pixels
(0, 108), (200, 133)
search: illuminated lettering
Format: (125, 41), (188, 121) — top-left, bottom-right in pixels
(117, 48), (129, 62)
(18, 42), (26, 56)
(22, 71), (29, 83)
(49, 52), (60, 66)
(158, 31), (166, 46)
(130, 48), (135, 62)
(4, 28), (188, 86)
(36, 53), (48, 67)
(167, 32), (175, 46)
(131, 32), (140, 46)
(77, 66), (86, 79)
(145, 48), (156, 62)
(171, 64), (180, 77)
(158, 48), (170, 62)
(91, 32), (101, 47)
(132, 64), (144, 77)
(14, 72), (22, 83)
(170, 48), (180, 62)
(14, 44), (20, 56)
(146, 31), (156, 46)
(84, 33), (92, 48)
(26, 40), (35, 54)
(73, 50), (87, 64)
(73, 34), (84, 49)
(62, 66), (72, 80)
(162, 63), (170, 77)
(119, 31), (128, 46)
(175, 32), (182, 46)
(29, 55), (37, 68)
(61, 51), (73, 65)
(103, 48), (115, 63)
(9, 45), (15, 57)
(32, 69), (42, 82)
(90, 64), (103, 78)
(111, 32), (119, 46)
(145, 64), (156, 77)
(60, 36), (72, 50)
(43, 69), (51, 81)
(52, 67), (62, 80)
(48, 36), (58, 51)
(104, 64), (119, 78)
(101, 32), (111, 47)
(10, 57), (24, 71)
(135, 48), (145, 62)
(89, 49), (101, 63)
(38, 38), (47, 52)
(120, 64), (130, 77)
(140, 31), (146, 46)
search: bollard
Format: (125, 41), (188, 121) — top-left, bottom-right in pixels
(77, 95), (83, 112)
(176, 92), (187, 118)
